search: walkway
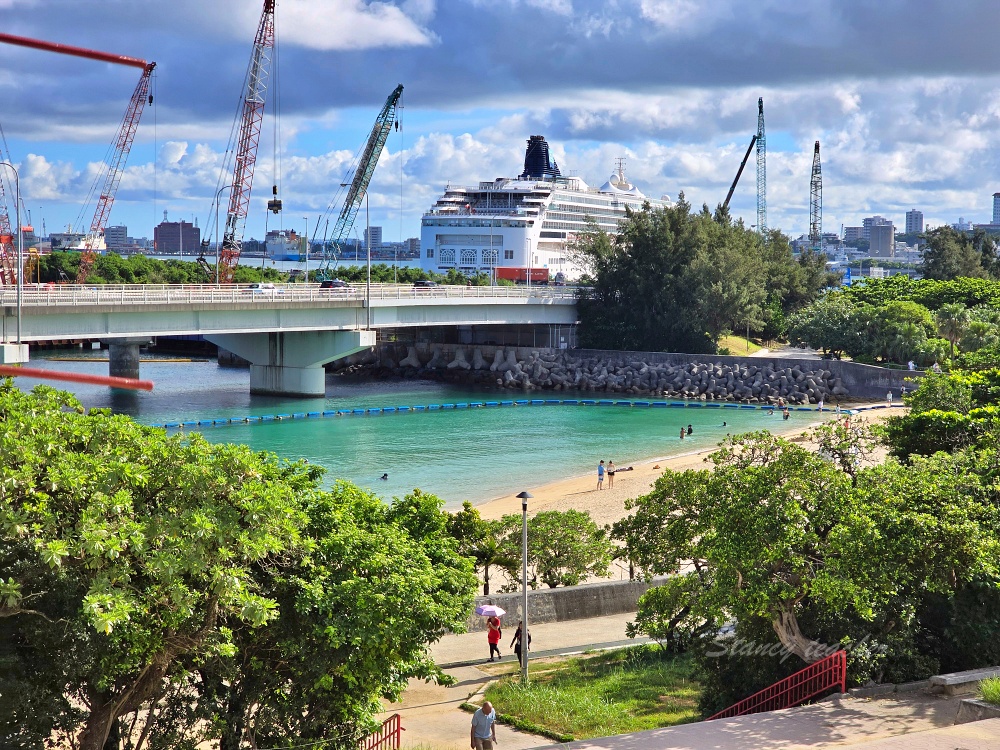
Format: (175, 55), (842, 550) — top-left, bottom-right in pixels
(380, 613), (645, 750)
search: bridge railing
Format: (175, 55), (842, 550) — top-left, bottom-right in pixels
(0, 283), (579, 307)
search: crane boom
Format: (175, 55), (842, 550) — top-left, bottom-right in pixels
(0, 158), (16, 286)
(722, 134), (757, 210)
(214, 0), (276, 284)
(0, 33), (155, 284)
(318, 84), (403, 277)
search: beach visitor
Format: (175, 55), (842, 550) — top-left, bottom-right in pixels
(607, 460), (616, 489)
(908, 360), (916, 371)
(686, 424), (693, 436)
(596, 460), (605, 490)
(818, 399), (824, 412)
(679, 427), (685, 440)
(932, 362), (942, 373)
(722, 421), (727, 427)
(886, 391), (893, 407)
(487, 616), (502, 662)
(379, 473), (388, 481)
(511, 621), (531, 667)
(783, 408), (790, 421)
(470, 701), (498, 750)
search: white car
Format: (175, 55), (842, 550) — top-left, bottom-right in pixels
(246, 282), (277, 294)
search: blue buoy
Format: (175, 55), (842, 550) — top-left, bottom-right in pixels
(471, 402), (485, 408)
(615, 401), (632, 406)
(164, 422), (179, 428)
(486, 401), (499, 407)
(261, 415), (275, 421)
(383, 407), (397, 412)
(598, 400), (615, 406)
(739, 405), (756, 409)
(276, 414), (292, 419)
(705, 403), (722, 408)
(322, 410), (337, 417)
(457, 403), (469, 408)
(429, 404), (441, 410)
(442, 403), (456, 409)
(500, 401), (514, 406)
(563, 399), (579, 405)
(292, 412), (306, 419)
(546, 399), (561, 405)
(398, 405), (411, 411)
(652, 402), (668, 407)
(722, 404), (739, 409)
(531, 400), (545, 405)
(367, 408), (382, 414)
(690, 402), (704, 408)
(352, 409), (365, 415)
(581, 399), (596, 405)
(669, 402), (685, 408)
(307, 411), (321, 417)
(634, 401), (650, 407)
(213, 419), (228, 425)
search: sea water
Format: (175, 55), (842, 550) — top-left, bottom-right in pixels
(14, 353), (823, 506)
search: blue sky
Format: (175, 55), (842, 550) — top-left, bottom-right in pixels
(3, 0), (1000, 246)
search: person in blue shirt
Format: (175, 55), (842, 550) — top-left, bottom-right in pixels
(470, 700), (498, 750)
(596, 460), (605, 490)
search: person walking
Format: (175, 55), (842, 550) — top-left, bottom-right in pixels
(510, 620), (531, 667)
(596, 460), (605, 490)
(886, 390), (893, 407)
(487, 616), (502, 662)
(607, 460), (616, 489)
(470, 701), (498, 750)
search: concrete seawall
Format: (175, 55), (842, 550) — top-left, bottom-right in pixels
(465, 578), (660, 633)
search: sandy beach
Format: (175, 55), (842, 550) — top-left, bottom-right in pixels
(477, 405), (901, 527)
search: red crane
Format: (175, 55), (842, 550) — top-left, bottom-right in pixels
(0, 32), (155, 283)
(213, 0), (277, 284)
(0, 143), (17, 286)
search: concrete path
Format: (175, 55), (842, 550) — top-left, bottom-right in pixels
(541, 692), (972, 750)
(379, 613), (645, 750)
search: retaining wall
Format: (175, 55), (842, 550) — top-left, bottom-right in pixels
(464, 577), (660, 633)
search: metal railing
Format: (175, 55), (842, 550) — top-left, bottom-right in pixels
(706, 650), (847, 721)
(360, 714), (404, 750)
(0, 283), (579, 307)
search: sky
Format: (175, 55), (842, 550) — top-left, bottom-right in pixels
(2, 0), (1000, 247)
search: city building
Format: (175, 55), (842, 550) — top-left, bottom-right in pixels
(406, 237), (420, 255)
(862, 215), (891, 241)
(993, 193), (1000, 225)
(905, 210), (923, 235)
(870, 223), (895, 257)
(104, 225), (127, 250)
(952, 217), (973, 231)
(153, 212), (200, 254)
(419, 135), (672, 279)
(364, 226), (382, 252)
(844, 226), (864, 243)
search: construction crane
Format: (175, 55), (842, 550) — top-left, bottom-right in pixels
(756, 97), (767, 236)
(0, 136), (18, 286)
(722, 135), (757, 211)
(0, 32), (154, 283)
(809, 140), (822, 252)
(209, 0), (277, 284)
(316, 84), (403, 279)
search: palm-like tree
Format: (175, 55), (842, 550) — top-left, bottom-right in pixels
(935, 303), (972, 359)
(890, 322), (926, 363)
(960, 320), (998, 352)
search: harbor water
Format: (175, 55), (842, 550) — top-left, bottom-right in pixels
(15, 353), (823, 506)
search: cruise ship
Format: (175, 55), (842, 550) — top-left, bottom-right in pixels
(265, 228), (306, 261)
(419, 135), (672, 280)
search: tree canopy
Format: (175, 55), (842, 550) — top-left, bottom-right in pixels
(0, 382), (476, 750)
(571, 199), (832, 353)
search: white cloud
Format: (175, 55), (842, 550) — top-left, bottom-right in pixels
(279, 0), (437, 51)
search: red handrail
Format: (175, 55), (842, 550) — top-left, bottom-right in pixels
(361, 714), (404, 750)
(707, 649), (847, 721)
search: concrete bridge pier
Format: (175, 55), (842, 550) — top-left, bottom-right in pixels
(207, 330), (376, 397)
(104, 338), (151, 380)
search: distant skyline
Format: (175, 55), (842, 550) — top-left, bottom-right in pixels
(3, 1), (1000, 245)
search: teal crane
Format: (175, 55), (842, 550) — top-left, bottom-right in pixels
(317, 84), (403, 279)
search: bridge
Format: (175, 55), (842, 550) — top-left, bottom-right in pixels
(0, 283), (578, 396)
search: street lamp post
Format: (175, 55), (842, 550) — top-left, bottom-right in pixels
(0, 161), (23, 344)
(516, 490), (532, 683)
(365, 192), (371, 329)
(214, 184), (232, 285)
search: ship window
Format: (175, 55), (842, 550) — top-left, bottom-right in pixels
(504, 249), (514, 260)
(483, 249), (498, 265)
(440, 248), (456, 264)
(427, 248), (434, 258)
(460, 249), (477, 266)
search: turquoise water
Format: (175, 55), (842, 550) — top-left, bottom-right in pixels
(14, 353), (824, 506)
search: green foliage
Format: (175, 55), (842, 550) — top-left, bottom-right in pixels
(919, 226), (995, 281)
(981, 676), (1000, 706)
(628, 573), (716, 651)
(0, 383), (476, 749)
(525, 510), (613, 588)
(446, 501), (519, 594)
(904, 372), (974, 414)
(572, 201), (830, 353)
(483, 646), (699, 739)
(841, 275), (1000, 310)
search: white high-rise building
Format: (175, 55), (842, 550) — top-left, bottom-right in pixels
(364, 226), (382, 252)
(870, 223), (895, 257)
(905, 210), (923, 235)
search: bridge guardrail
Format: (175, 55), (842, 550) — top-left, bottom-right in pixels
(0, 283), (579, 307)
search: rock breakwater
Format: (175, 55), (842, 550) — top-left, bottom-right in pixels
(344, 345), (850, 404)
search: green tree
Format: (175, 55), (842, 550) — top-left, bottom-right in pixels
(919, 226), (987, 281)
(618, 429), (998, 665)
(0, 383), (476, 749)
(960, 320), (998, 352)
(447, 502), (519, 595)
(520, 510), (613, 588)
(935, 302), (972, 359)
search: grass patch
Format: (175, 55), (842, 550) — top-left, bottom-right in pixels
(981, 676), (1000, 706)
(482, 645), (700, 740)
(718, 334), (767, 355)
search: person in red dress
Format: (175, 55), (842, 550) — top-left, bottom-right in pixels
(487, 616), (502, 662)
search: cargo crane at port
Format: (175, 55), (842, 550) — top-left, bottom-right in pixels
(756, 97), (767, 236)
(0, 33), (155, 284)
(0, 136), (20, 286)
(809, 140), (822, 251)
(206, 0), (277, 284)
(316, 84), (403, 279)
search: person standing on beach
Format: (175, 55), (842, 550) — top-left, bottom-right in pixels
(487, 616), (502, 662)
(596, 460), (605, 490)
(470, 701), (498, 750)
(886, 391), (893, 407)
(607, 460), (616, 489)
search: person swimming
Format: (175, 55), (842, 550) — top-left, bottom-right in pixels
(379, 473), (388, 480)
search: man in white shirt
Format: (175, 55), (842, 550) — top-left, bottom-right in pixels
(470, 700), (498, 750)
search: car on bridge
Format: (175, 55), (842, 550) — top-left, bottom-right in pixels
(320, 279), (350, 289)
(246, 283), (279, 294)
(413, 280), (437, 289)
